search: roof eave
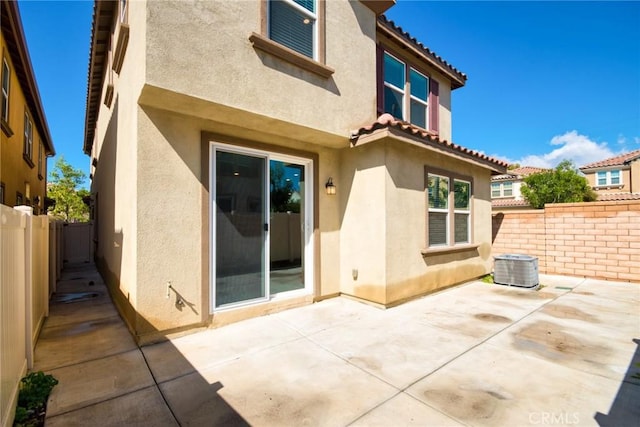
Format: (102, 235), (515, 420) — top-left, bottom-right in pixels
(377, 18), (467, 89)
(1, 0), (55, 156)
(352, 127), (507, 174)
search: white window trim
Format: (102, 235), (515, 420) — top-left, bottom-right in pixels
(1, 58), (9, 123)
(453, 179), (471, 245)
(268, 0), (318, 61)
(427, 173), (450, 247)
(595, 169), (623, 187)
(209, 141), (315, 313)
(383, 51), (406, 120)
(491, 181), (514, 198)
(409, 67), (429, 129)
(23, 112), (33, 159)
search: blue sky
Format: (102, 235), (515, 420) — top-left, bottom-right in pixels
(17, 0), (640, 185)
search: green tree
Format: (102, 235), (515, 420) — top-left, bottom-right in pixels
(47, 157), (90, 222)
(521, 160), (597, 209)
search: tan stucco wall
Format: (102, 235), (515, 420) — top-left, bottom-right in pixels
(132, 104), (344, 339)
(145, 0), (377, 141)
(584, 167), (634, 194)
(341, 139), (493, 305)
(90, 0), (147, 333)
(0, 34), (47, 210)
(632, 160), (640, 192)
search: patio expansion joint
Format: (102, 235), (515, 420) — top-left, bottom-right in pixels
(139, 345), (181, 425)
(45, 384), (160, 420)
(36, 347), (139, 372)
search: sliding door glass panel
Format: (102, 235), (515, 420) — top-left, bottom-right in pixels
(269, 160), (305, 294)
(215, 151), (266, 307)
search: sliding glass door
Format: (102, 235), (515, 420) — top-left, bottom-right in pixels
(212, 145), (312, 310)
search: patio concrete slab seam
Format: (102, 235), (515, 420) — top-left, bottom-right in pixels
(39, 313), (123, 331)
(35, 346), (139, 372)
(45, 384), (160, 420)
(139, 346), (182, 425)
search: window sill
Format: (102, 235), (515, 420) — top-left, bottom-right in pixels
(594, 185), (623, 190)
(1, 119), (13, 137)
(23, 154), (35, 168)
(113, 24), (129, 74)
(421, 244), (480, 257)
(249, 32), (334, 79)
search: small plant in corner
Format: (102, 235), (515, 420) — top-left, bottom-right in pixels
(13, 371), (58, 427)
(480, 274), (494, 284)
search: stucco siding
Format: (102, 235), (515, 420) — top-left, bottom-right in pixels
(145, 0), (377, 139)
(382, 141), (493, 303)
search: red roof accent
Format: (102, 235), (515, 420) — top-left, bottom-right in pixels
(491, 166), (548, 182)
(352, 114), (509, 169)
(378, 16), (467, 89)
(596, 192), (640, 201)
(580, 149), (640, 170)
(492, 199), (531, 208)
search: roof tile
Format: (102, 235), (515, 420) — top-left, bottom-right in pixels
(580, 149), (640, 170)
(352, 114), (508, 169)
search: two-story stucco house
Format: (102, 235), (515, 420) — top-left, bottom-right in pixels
(1, 0), (55, 212)
(84, 0), (507, 343)
(579, 149), (640, 201)
(490, 166), (547, 210)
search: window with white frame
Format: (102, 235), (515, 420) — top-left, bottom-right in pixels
(23, 112), (33, 161)
(383, 52), (429, 129)
(427, 171), (473, 248)
(1, 58), (9, 123)
(596, 170), (621, 186)
(269, 0), (316, 59)
(38, 141), (44, 179)
(427, 173), (449, 246)
(491, 181), (513, 198)
(0, 182), (5, 205)
(453, 179), (471, 244)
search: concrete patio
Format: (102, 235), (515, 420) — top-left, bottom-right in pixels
(35, 263), (640, 426)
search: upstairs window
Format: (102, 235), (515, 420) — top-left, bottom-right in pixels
(23, 112), (33, 164)
(38, 141), (44, 179)
(269, 0), (316, 59)
(491, 181), (513, 198)
(427, 171), (473, 248)
(382, 52), (436, 132)
(1, 58), (9, 123)
(596, 170), (621, 186)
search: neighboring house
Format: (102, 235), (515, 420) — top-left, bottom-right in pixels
(579, 149), (640, 200)
(0, 0), (55, 213)
(84, 0), (507, 342)
(491, 166), (546, 210)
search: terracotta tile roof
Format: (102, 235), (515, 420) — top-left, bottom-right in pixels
(351, 114), (508, 170)
(580, 149), (640, 170)
(491, 166), (548, 182)
(491, 199), (531, 208)
(377, 16), (467, 89)
(596, 192), (640, 201)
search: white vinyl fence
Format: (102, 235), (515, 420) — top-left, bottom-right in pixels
(0, 205), (62, 427)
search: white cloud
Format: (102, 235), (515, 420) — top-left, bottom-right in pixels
(511, 131), (616, 169)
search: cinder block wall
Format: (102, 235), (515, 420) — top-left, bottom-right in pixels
(492, 201), (640, 283)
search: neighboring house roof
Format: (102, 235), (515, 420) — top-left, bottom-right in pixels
(491, 166), (547, 182)
(377, 15), (467, 89)
(580, 149), (640, 171)
(491, 198), (531, 208)
(351, 113), (508, 173)
(596, 192), (640, 201)
(1, 0), (55, 155)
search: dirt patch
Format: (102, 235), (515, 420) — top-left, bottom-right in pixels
(512, 320), (608, 361)
(542, 304), (599, 322)
(422, 388), (499, 420)
(474, 313), (511, 323)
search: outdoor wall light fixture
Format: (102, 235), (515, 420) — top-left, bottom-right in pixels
(325, 178), (336, 195)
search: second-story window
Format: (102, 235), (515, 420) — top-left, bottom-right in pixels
(596, 170), (621, 186)
(491, 181), (513, 198)
(383, 52), (430, 129)
(38, 141), (44, 179)
(1, 58), (9, 123)
(24, 112), (33, 163)
(269, 0), (316, 59)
